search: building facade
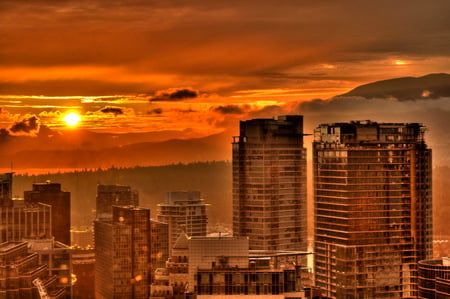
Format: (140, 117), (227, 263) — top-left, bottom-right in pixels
(96, 184), (139, 220)
(151, 219), (169, 270)
(418, 257), (450, 299)
(0, 173), (13, 207)
(0, 200), (52, 243)
(232, 115), (307, 251)
(157, 191), (208, 253)
(150, 235), (310, 299)
(94, 206), (151, 299)
(314, 121), (432, 298)
(24, 182), (71, 245)
(71, 248), (95, 299)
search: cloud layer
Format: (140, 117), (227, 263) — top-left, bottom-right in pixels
(0, 1), (449, 96)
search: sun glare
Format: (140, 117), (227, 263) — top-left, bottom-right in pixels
(63, 112), (81, 127)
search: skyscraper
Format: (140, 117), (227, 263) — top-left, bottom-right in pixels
(24, 182), (71, 245)
(232, 115), (307, 251)
(95, 205), (151, 299)
(313, 121), (432, 298)
(157, 191), (208, 253)
(96, 184), (139, 220)
(0, 172), (13, 207)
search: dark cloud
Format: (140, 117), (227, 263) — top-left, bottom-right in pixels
(100, 106), (124, 116)
(212, 105), (246, 115)
(148, 108), (163, 114)
(176, 108), (197, 114)
(9, 116), (40, 135)
(150, 88), (199, 102)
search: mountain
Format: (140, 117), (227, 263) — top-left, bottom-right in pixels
(1, 132), (231, 169)
(339, 73), (450, 100)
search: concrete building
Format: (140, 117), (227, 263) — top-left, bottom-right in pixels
(313, 121), (432, 298)
(24, 182), (71, 245)
(96, 184), (139, 220)
(157, 191), (208, 253)
(0, 241), (66, 298)
(94, 205), (151, 299)
(150, 235), (311, 299)
(232, 115), (307, 251)
(418, 257), (450, 298)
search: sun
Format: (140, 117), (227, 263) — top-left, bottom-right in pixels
(63, 112), (82, 127)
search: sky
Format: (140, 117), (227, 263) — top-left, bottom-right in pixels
(1, 0), (449, 145)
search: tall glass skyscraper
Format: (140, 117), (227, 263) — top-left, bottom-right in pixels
(232, 115), (307, 251)
(313, 121), (432, 298)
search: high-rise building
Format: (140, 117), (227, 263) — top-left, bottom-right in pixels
(96, 184), (139, 220)
(24, 182), (71, 245)
(232, 115), (307, 251)
(0, 172), (13, 207)
(313, 121), (432, 298)
(157, 191), (208, 253)
(94, 206), (151, 299)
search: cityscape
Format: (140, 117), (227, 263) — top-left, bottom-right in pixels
(1, 1), (450, 299)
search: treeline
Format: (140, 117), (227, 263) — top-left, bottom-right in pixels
(12, 162), (450, 242)
(13, 161), (232, 227)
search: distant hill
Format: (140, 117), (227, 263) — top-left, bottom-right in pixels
(339, 73), (450, 100)
(1, 132), (231, 169)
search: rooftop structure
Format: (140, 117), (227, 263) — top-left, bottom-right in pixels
(418, 257), (450, 298)
(96, 184), (139, 220)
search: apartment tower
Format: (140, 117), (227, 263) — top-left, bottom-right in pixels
(314, 121), (432, 298)
(94, 205), (151, 299)
(157, 191), (208, 253)
(232, 115), (307, 251)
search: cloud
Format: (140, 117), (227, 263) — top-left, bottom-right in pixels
(212, 105), (247, 115)
(149, 88), (199, 102)
(148, 108), (163, 114)
(9, 115), (40, 136)
(100, 106), (124, 116)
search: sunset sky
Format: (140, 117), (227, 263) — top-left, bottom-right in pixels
(1, 0), (449, 144)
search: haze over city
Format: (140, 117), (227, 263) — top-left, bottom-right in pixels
(1, 1), (450, 298)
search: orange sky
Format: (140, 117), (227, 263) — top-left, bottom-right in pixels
(0, 1), (449, 138)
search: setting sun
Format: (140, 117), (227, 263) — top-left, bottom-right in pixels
(63, 112), (81, 127)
